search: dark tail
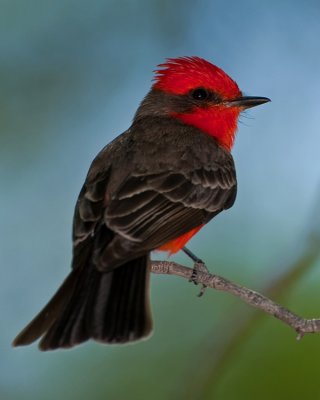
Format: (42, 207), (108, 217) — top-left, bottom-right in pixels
(12, 256), (152, 351)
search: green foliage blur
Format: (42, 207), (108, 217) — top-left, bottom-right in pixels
(2, 1), (320, 399)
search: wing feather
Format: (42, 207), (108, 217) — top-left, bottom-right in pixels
(105, 161), (236, 248)
(72, 119), (237, 270)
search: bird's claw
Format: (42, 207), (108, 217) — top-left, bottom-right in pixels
(189, 261), (209, 297)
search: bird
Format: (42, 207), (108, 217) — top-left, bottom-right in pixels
(13, 56), (270, 350)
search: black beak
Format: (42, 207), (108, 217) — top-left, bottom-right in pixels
(226, 96), (271, 109)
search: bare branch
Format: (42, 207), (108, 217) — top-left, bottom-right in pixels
(151, 260), (320, 338)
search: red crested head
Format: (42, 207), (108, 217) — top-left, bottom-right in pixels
(149, 57), (269, 151)
(153, 56), (241, 100)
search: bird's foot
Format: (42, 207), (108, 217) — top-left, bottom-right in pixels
(182, 246), (209, 297)
(189, 261), (209, 297)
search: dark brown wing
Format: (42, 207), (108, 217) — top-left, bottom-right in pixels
(72, 117), (237, 271)
(106, 167), (236, 245)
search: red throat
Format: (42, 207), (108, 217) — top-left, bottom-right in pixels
(153, 57), (242, 151)
(172, 107), (240, 151)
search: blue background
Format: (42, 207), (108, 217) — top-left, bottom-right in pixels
(1, 1), (320, 399)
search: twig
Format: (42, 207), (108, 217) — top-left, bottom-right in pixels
(151, 260), (320, 338)
(183, 241), (320, 400)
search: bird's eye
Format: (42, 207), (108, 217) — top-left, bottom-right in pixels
(191, 88), (209, 100)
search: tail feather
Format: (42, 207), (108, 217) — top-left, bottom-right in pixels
(13, 256), (152, 351)
(100, 258), (151, 343)
(39, 265), (94, 349)
(12, 267), (80, 347)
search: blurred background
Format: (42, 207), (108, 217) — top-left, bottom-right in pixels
(1, 0), (320, 399)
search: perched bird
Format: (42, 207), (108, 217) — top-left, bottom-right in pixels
(13, 56), (269, 350)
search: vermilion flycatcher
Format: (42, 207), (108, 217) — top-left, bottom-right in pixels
(13, 57), (269, 350)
